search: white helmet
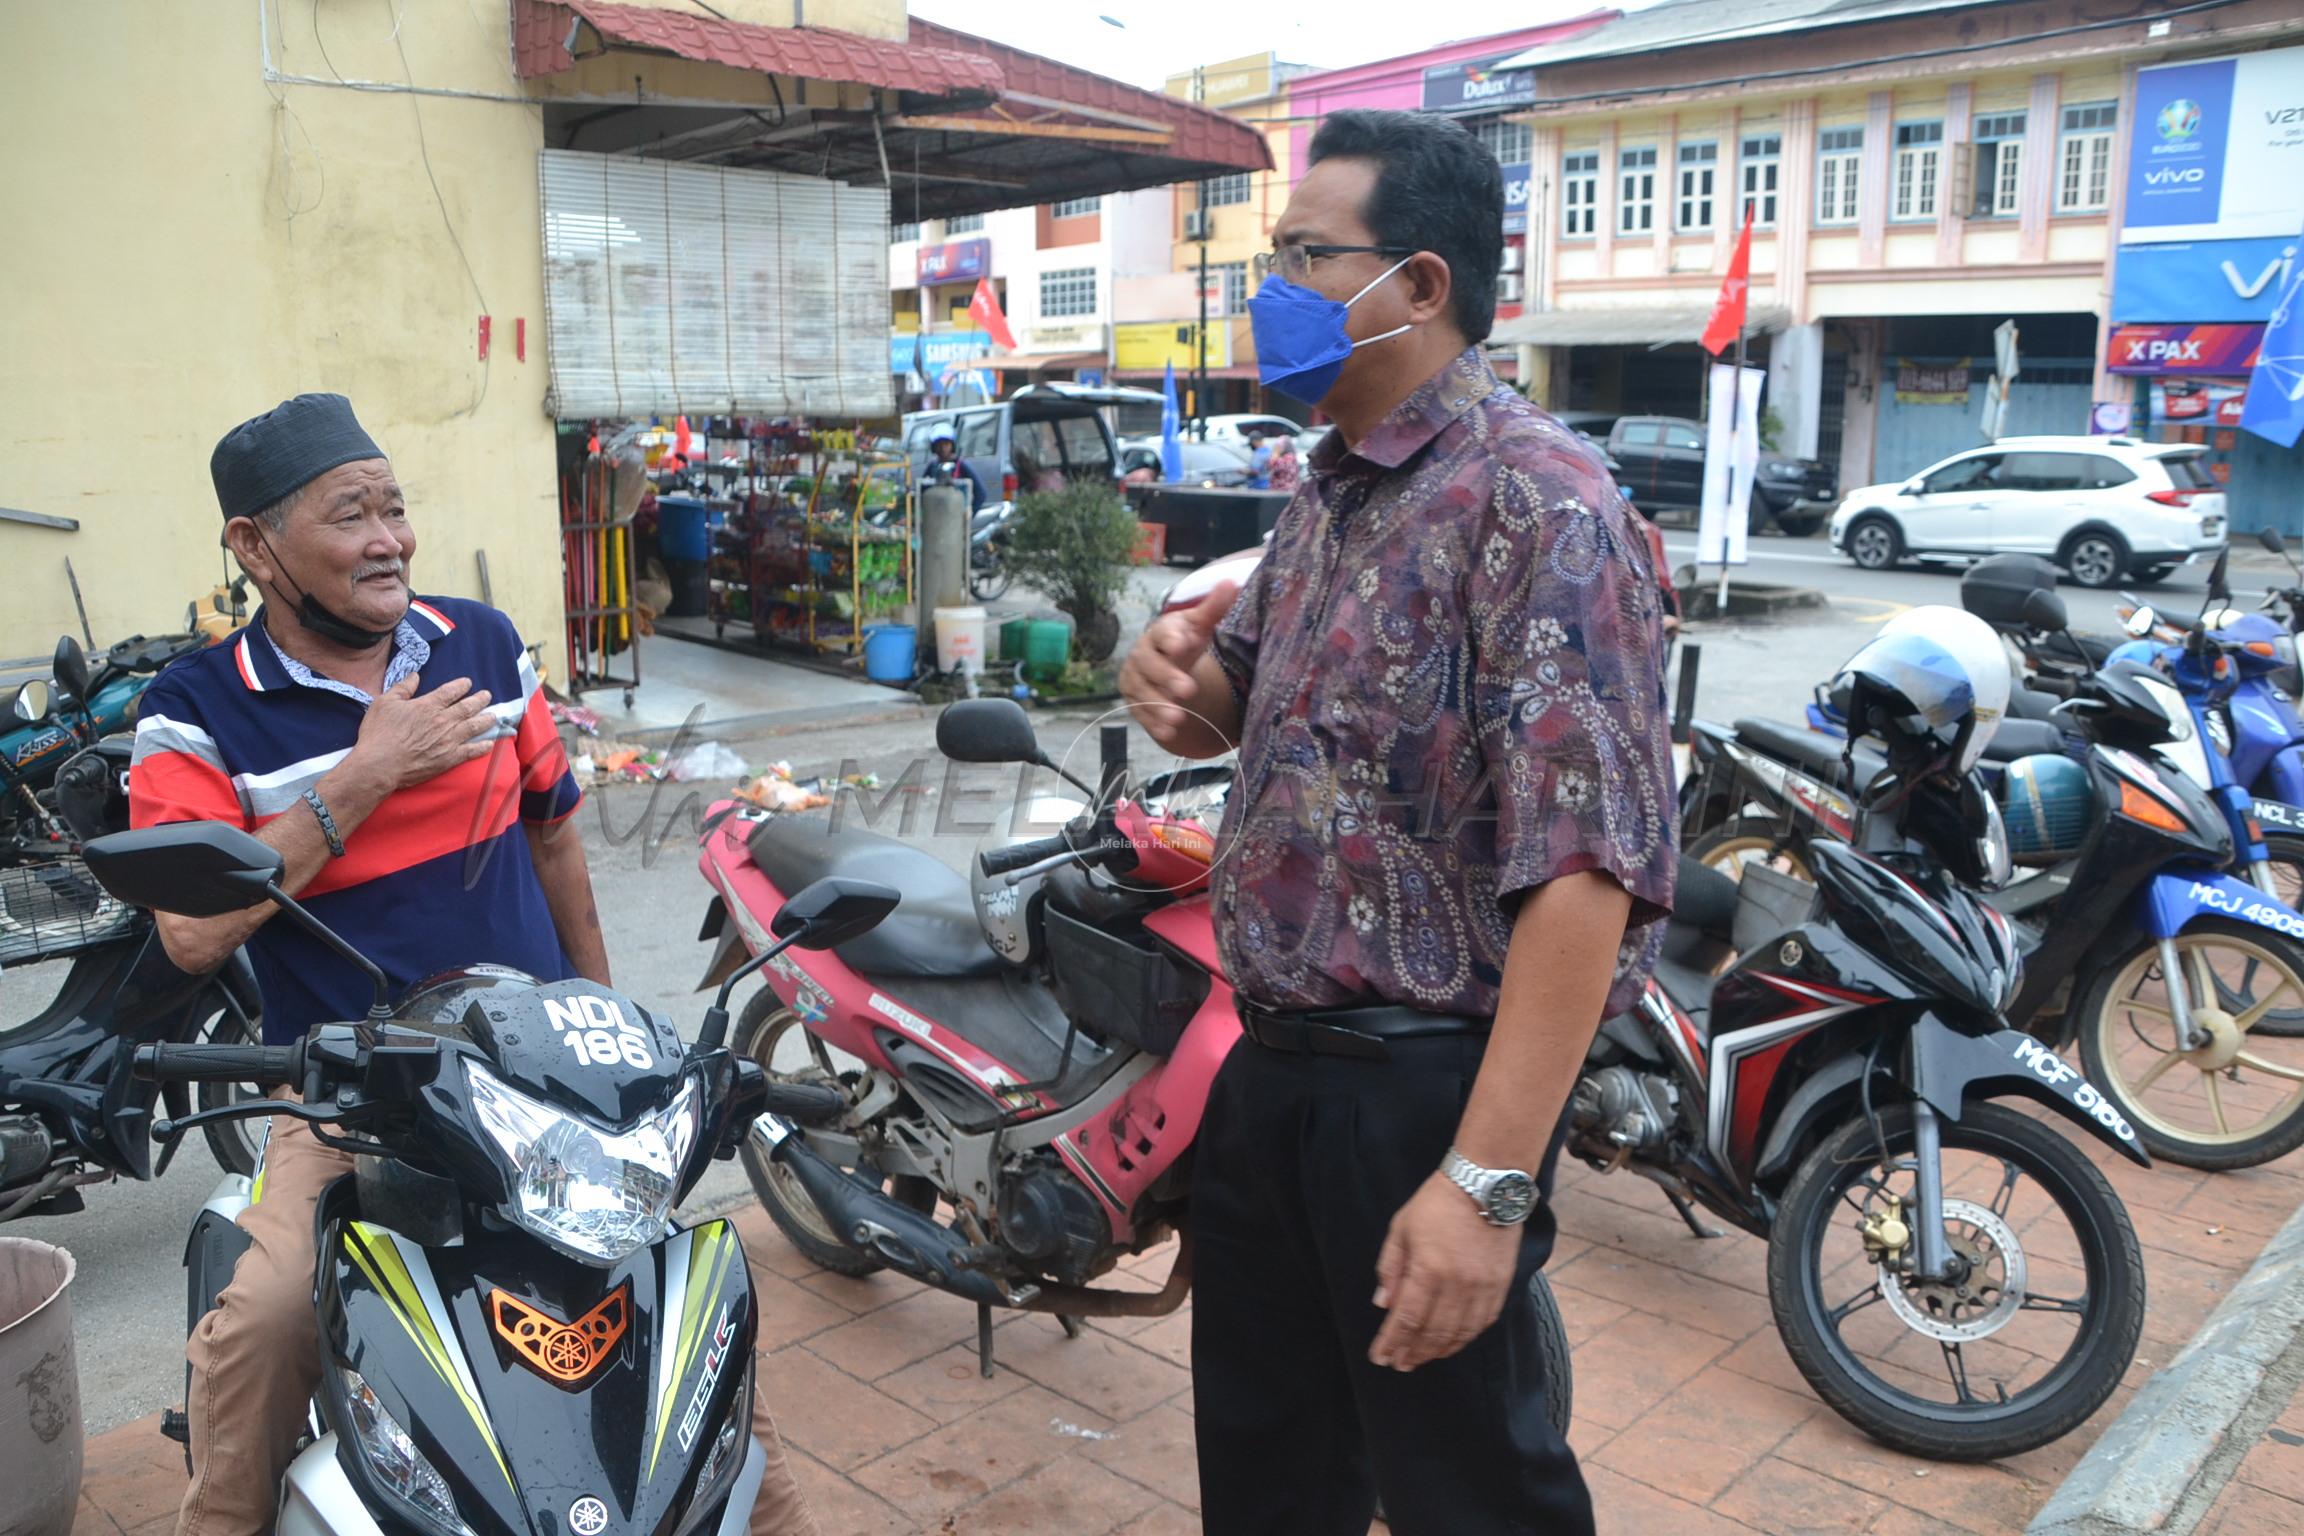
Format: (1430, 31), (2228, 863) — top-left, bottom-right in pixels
(971, 795), (1088, 965)
(1838, 606), (2009, 774)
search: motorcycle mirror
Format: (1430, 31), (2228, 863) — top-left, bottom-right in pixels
(52, 635), (90, 705)
(82, 822), (393, 1018)
(936, 698), (1043, 764)
(2259, 528), (2288, 556)
(10, 678), (52, 724)
(82, 822), (283, 918)
(2124, 605), (2159, 639)
(2020, 589), (2068, 633)
(772, 876), (902, 951)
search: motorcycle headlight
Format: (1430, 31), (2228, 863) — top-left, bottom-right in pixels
(341, 1368), (474, 1536)
(467, 1061), (700, 1265)
(1975, 792), (2014, 892)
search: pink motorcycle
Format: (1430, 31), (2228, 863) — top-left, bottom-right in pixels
(695, 699), (1572, 1404)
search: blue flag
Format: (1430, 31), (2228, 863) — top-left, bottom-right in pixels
(1160, 361), (1184, 483)
(2241, 262), (2304, 449)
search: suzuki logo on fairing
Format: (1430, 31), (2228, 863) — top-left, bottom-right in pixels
(2013, 1038), (2138, 1145)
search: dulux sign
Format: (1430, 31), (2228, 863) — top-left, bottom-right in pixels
(1421, 56), (1537, 113)
(2123, 47), (2304, 244)
(2113, 235), (2298, 323)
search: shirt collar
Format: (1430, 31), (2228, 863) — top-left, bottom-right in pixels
(1310, 348), (1502, 476)
(246, 604), (430, 703)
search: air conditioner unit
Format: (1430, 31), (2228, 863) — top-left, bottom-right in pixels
(1497, 271), (1525, 303)
(1183, 209), (1211, 241)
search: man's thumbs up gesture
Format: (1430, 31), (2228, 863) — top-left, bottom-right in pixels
(1119, 581), (1242, 756)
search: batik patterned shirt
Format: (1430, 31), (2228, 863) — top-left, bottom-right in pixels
(1209, 349), (1677, 1019)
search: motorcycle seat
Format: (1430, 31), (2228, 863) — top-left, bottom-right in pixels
(1986, 719), (2067, 762)
(746, 817), (1002, 980)
(867, 966), (1115, 1089)
(1731, 717), (1885, 791)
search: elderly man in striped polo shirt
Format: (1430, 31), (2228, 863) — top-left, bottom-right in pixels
(130, 394), (820, 1536)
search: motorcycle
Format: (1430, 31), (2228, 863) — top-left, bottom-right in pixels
(1682, 591), (2304, 1170)
(4, 631), (207, 860)
(1, 727), (265, 1217)
(77, 817), (891, 1536)
(968, 501), (1014, 603)
(696, 702), (1577, 1428)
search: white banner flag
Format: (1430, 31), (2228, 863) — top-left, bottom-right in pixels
(1697, 364), (1766, 567)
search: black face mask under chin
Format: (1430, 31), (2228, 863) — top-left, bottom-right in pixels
(257, 534), (397, 651)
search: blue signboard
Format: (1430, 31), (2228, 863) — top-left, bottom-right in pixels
(889, 329), (991, 377)
(2125, 58), (2238, 238)
(1503, 162), (1531, 236)
(917, 238), (991, 285)
(2113, 236), (2299, 323)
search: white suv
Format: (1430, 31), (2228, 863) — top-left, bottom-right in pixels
(1828, 436), (2227, 588)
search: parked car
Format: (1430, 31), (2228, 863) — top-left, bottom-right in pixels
(1604, 415), (1837, 534)
(1118, 437), (1256, 488)
(1827, 436), (2227, 588)
(901, 385), (1127, 503)
(1196, 413), (1308, 449)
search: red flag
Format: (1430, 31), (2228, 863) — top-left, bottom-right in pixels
(969, 277), (1017, 352)
(1699, 206), (1755, 357)
(673, 416), (693, 460)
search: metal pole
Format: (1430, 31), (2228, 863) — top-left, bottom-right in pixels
(1195, 188), (1209, 441)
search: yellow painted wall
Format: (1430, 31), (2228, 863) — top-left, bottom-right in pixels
(620, 0), (906, 41)
(1, 0), (565, 663)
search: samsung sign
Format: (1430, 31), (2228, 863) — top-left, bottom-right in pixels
(2123, 47), (2304, 244)
(1422, 56), (1537, 114)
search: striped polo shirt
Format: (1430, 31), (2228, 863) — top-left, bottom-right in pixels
(130, 597), (582, 1043)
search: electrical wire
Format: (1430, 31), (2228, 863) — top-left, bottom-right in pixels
(388, 0), (490, 419)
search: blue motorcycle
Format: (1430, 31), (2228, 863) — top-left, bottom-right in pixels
(4, 631), (208, 861)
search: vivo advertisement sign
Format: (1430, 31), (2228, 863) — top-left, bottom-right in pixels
(2113, 235), (2298, 323)
(2123, 47), (2304, 244)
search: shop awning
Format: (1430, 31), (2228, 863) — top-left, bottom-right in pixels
(1491, 304), (1794, 347)
(514, 1), (1003, 98)
(512, 2), (1271, 221)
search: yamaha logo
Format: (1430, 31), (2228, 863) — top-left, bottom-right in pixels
(569, 1498), (609, 1536)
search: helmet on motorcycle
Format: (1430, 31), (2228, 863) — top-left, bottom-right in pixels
(1834, 606), (2009, 775)
(392, 963), (549, 1038)
(971, 795), (1088, 965)
(929, 426), (956, 447)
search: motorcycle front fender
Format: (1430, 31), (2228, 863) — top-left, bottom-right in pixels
(695, 897), (749, 992)
(1907, 1018), (2150, 1167)
(2134, 869), (2304, 945)
(2260, 748), (2304, 812)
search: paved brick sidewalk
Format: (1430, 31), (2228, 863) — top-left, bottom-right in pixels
(72, 1139), (2302, 1536)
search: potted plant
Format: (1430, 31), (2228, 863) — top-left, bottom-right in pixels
(1001, 481), (1144, 664)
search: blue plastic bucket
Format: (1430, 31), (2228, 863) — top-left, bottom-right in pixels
(862, 625), (916, 684)
(656, 497), (711, 562)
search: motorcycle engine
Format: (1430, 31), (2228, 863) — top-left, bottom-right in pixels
(1569, 1066), (1679, 1158)
(996, 1154), (1113, 1287)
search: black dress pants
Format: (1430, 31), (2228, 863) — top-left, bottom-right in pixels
(1190, 1030), (1592, 1536)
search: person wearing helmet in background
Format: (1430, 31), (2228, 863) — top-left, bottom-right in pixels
(922, 426), (982, 510)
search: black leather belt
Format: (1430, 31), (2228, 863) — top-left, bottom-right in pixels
(1237, 1002), (1488, 1060)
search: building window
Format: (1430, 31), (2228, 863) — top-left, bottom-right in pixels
(1473, 117), (1533, 167)
(1039, 267), (1097, 318)
(2058, 101), (2117, 212)
(1676, 141), (1717, 232)
(1618, 145), (1658, 235)
(1562, 150), (1599, 238)
(1971, 111), (2026, 218)
(948, 213), (984, 234)
(1893, 121), (1942, 220)
(1817, 127), (1862, 224)
(1050, 195), (1102, 219)
(1212, 260), (1248, 314)
(1739, 134), (1781, 227)
(892, 221), (920, 243)
(1202, 173), (1251, 208)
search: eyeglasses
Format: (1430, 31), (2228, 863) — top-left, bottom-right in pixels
(1253, 244), (1416, 284)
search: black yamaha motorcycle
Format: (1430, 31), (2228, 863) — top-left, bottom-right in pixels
(77, 819), (894, 1536)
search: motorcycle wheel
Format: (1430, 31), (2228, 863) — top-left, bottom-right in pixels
(2075, 919), (2304, 1168)
(1769, 1102), (2142, 1462)
(2246, 835), (2304, 1037)
(735, 994), (934, 1276)
(197, 998), (265, 1178)
(969, 553), (1012, 603)
(1687, 816), (1814, 883)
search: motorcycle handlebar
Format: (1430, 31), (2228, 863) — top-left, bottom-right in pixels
(980, 833), (1075, 877)
(2031, 673), (2079, 699)
(134, 1040), (303, 1087)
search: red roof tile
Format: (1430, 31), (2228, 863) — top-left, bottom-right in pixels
(512, 0), (1003, 99)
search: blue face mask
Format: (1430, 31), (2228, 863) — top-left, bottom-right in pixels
(1247, 258), (1415, 406)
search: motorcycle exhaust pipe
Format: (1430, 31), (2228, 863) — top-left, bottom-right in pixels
(751, 1117), (1028, 1308)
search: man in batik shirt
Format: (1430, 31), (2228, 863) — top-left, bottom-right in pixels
(1120, 110), (1676, 1536)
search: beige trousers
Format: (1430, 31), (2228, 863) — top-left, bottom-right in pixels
(177, 1106), (817, 1536)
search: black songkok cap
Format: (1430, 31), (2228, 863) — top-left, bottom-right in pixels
(210, 394), (385, 522)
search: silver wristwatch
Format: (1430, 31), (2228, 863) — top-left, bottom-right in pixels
(1441, 1148), (1539, 1227)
